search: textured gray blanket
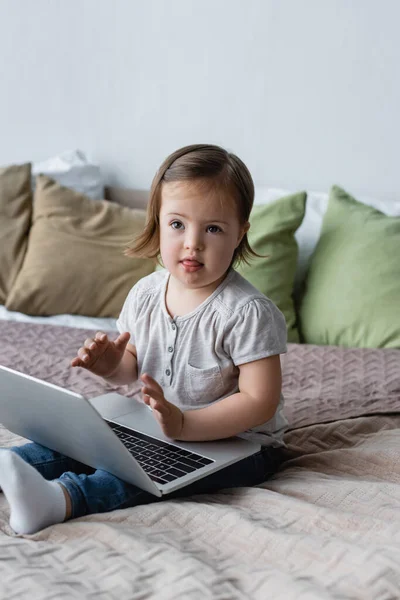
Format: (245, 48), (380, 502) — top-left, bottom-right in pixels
(0, 320), (399, 599)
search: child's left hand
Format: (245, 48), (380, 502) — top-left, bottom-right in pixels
(140, 373), (184, 439)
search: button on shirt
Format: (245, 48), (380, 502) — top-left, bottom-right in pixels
(116, 268), (288, 447)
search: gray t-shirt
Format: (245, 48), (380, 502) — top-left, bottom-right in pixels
(116, 268), (288, 447)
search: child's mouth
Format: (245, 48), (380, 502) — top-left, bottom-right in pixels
(181, 260), (203, 272)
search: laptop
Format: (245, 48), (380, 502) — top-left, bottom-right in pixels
(0, 365), (260, 497)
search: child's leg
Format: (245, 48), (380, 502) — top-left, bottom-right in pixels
(10, 442), (94, 480)
(57, 469), (156, 520)
(0, 442), (93, 495)
(169, 445), (285, 499)
(0, 450), (156, 535)
(46, 445), (284, 522)
(57, 445), (285, 520)
(0, 444), (284, 535)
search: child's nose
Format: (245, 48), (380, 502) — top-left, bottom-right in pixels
(184, 230), (204, 251)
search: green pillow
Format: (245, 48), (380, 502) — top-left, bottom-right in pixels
(237, 192), (307, 343)
(299, 185), (400, 348)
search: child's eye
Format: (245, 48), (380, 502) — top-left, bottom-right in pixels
(207, 225), (222, 234)
(169, 221), (222, 233)
(171, 221), (183, 230)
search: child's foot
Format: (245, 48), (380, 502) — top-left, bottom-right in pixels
(0, 450), (67, 534)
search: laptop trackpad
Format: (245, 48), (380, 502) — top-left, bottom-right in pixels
(90, 393), (177, 444)
(89, 393), (147, 419)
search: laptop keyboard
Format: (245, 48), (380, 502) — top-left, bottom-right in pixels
(105, 420), (213, 485)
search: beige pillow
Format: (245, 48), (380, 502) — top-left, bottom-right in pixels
(0, 163), (32, 304)
(6, 175), (155, 318)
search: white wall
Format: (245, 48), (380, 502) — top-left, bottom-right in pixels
(0, 0), (399, 200)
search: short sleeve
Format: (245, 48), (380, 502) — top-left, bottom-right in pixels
(223, 298), (287, 366)
(115, 284), (138, 345)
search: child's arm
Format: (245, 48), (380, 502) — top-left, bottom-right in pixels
(179, 355), (282, 441)
(71, 331), (138, 385)
(140, 355), (282, 441)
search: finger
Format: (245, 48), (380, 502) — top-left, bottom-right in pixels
(141, 383), (168, 415)
(141, 385), (164, 403)
(114, 331), (130, 349)
(77, 347), (91, 364)
(83, 337), (96, 350)
(71, 356), (84, 368)
(149, 396), (170, 416)
(71, 354), (90, 368)
(95, 332), (108, 343)
(141, 373), (162, 394)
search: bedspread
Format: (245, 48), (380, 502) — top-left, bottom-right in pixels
(0, 320), (399, 599)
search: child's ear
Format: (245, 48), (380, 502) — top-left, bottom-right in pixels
(236, 221), (250, 246)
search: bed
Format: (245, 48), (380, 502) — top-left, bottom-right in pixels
(1, 167), (399, 598)
(0, 319), (399, 598)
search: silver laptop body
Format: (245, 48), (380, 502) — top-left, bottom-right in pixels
(0, 365), (260, 497)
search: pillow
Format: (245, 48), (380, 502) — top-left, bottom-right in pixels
(32, 150), (104, 199)
(6, 175), (155, 318)
(236, 191), (306, 343)
(299, 185), (400, 348)
(0, 163), (32, 304)
(254, 186), (400, 295)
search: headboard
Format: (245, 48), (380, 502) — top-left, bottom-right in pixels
(105, 186), (149, 210)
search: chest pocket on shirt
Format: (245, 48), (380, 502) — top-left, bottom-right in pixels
(185, 363), (224, 405)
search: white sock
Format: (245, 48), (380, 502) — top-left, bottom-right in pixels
(0, 450), (67, 534)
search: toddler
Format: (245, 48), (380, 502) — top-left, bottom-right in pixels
(0, 144), (288, 534)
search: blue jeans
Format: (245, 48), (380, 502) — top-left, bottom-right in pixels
(10, 442), (284, 519)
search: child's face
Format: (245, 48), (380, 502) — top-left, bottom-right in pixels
(159, 180), (249, 291)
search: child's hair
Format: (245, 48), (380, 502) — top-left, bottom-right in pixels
(125, 143), (261, 267)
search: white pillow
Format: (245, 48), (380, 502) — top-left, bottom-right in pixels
(254, 186), (400, 292)
(32, 150), (104, 199)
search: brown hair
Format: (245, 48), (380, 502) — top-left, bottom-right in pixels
(125, 143), (262, 267)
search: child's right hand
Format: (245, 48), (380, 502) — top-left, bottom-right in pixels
(71, 331), (131, 378)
